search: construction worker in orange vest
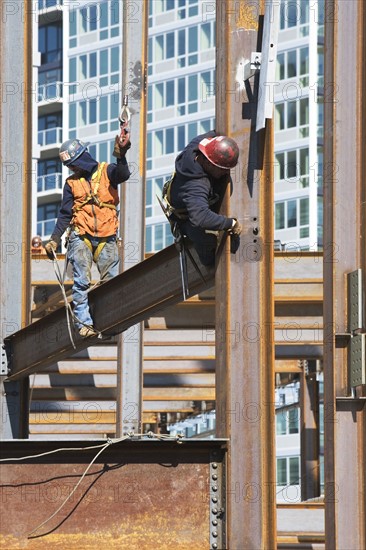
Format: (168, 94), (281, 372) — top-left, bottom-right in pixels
(45, 136), (131, 337)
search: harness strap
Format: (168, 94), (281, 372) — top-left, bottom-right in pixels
(81, 235), (109, 262)
(162, 173), (189, 220)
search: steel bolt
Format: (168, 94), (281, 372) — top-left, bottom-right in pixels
(212, 544), (218, 549)
(212, 474), (218, 480)
(212, 485), (218, 492)
(212, 508), (218, 514)
(212, 497), (218, 503)
(212, 520), (218, 526)
(212, 531), (218, 538)
(212, 462), (218, 469)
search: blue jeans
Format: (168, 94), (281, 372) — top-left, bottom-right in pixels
(67, 231), (119, 328)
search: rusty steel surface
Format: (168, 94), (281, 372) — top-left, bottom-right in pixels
(215, 1), (276, 548)
(5, 244), (214, 381)
(0, 439), (226, 549)
(323, 1), (366, 548)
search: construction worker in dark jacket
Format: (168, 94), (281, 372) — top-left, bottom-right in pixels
(167, 131), (242, 266)
(45, 136), (131, 337)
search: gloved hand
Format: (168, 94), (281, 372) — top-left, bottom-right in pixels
(45, 240), (58, 260)
(229, 218), (242, 236)
(113, 133), (131, 158)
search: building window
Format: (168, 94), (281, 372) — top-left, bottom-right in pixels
(37, 202), (60, 237)
(276, 47), (309, 85)
(280, 0), (309, 33)
(276, 456), (300, 486)
(276, 406), (300, 435)
(274, 198), (310, 238)
(69, 0), (120, 46)
(39, 23), (62, 65)
(275, 148), (309, 188)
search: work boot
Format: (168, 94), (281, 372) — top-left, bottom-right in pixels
(79, 325), (99, 338)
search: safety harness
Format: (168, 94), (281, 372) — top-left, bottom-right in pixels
(162, 173), (189, 221)
(73, 162), (117, 261)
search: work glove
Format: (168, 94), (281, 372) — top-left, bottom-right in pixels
(229, 218), (243, 236)
(113, 133), (131, 158)
(45, 240), (58, 260)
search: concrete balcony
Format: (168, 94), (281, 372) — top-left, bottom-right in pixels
(38, 127), (62, 151)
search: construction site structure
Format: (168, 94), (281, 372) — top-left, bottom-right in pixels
(0, 1), (365, 549)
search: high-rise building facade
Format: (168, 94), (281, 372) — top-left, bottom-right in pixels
(35, 0), (323, 253)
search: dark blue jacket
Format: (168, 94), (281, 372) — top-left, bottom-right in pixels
(169, 131), (234, 231)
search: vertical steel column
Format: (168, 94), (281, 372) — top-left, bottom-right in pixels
(215, 1), (276, 548)
(323, 1), (366, 548)
(300, 361), (320, 501)
(0, 0), (32, 438)
(116, 0), (148, 436)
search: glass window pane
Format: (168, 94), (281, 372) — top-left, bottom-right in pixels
(300, 198), (309, 226)
(80, 55), (87, 79)
(300, 47), (309, 75)
(111, 0), (119, 24)
(69, 103), (76, 128)
(277, 458), (287, 486)
(275, 203), (285, 230)
(155, 83), (164, 109)
(100, 50), (108, 75)
(275, 104), (284, 131)
(110, 93), (119, 119)
(287, 101), (297, 127)
(89, 99), (97, 124)
(276, 411), (287, 435)
(288, 408), (299, 433)
(178, 29), (185, 56)
(100, 1), (108, 28)
(287, 50), (297, 78)
(178, 78), (185, 103)
(155, 130), (164, 156)
(166, 128), (174, 154)
(155, 35), (164, 61)
(178, 125), (185, 151)
(287, 2), (300, 27)
(100, 96), (108, 121)
(89, 5), (97, 31)
(188, 27), (198, 53)
(275, 153), (285, 180)
(300, 98), (309, 126)
(289, 457), (300, 485)
(276, 53), (285, 80)
(111, 47), (119, 72)
(166, 32), (175, 58)
(287, 200), (297, 227)
(69, 58), (76, 82)
(166, 80), (174, 106)
(201, 22), (211, 49)
(188, 74), (198, 101)
(300, 148), (309, 176)
(287, 150), (297, 179)
(90, 52), (97, 78)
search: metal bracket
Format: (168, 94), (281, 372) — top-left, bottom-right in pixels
(1, 344), (9, 376)
(209, 450), (226, 550)
(243, 52), (262, 81)
(347, 270), (365, 387)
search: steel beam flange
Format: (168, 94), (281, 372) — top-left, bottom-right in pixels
(209, 449), (226, 550)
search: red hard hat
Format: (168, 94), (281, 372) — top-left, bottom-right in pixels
(198, 136), (239, 169)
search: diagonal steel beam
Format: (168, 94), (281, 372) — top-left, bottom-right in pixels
(4, 244), (214, 381)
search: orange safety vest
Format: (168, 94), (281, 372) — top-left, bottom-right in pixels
(67, 162), (119, 237)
